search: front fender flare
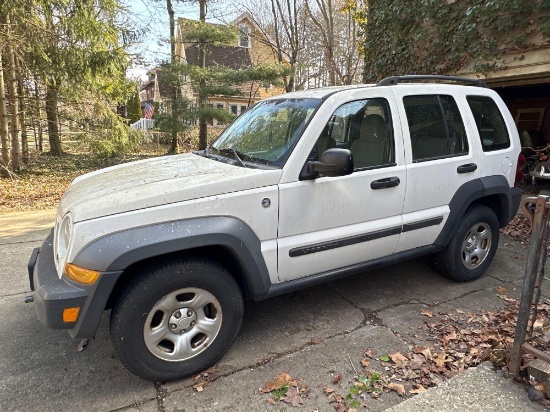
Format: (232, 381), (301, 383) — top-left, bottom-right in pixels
(73, 216), (271, 297)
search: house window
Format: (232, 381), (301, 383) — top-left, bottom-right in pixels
(230, 105), (238, 115)
(240, 105), (247, 115)
(239, 24), (250, 48)
(208, 104), (214, 125)
(216, 104), (225, 126)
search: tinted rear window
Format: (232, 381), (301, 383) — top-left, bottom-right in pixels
(403, 95), (468, 162)
(466, 96), (510, 152)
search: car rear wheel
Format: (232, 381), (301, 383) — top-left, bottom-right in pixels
(433, 205), (499, 282)
(110, 258), (243, 382)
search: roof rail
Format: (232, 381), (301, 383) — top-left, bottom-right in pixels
(376, 75), (488, 88)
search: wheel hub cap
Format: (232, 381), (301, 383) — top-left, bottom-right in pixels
(461, 223), (492, 269)
(143, 287), (223, 362)
(169, 308), (197, 334)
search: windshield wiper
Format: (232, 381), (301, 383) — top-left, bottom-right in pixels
(218, 148), (248, 168)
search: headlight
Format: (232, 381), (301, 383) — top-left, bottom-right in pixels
(55, 213), (73, 274)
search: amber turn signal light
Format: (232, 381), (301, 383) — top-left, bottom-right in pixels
(65, 263), (100, 285)
(63, 307), (80, 323)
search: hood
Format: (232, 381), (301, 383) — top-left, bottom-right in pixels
(60, 153), (281, 222)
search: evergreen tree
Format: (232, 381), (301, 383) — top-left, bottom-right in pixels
(127, 89), (142, 125)
(172, 2), (290, 150)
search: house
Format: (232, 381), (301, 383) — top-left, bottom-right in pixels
(175, 13), (287, 125)
(139, 67), (171, 114)
(452, 43), (550, 147)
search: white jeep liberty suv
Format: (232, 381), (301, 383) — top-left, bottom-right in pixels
(28, 75), (522, 381)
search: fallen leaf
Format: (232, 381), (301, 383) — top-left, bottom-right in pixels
(332, 373), (342, 384)
(410, 384), (427, 394)
(413, 346), (432, 360)
(434, 351), (451, 368)
(456, 309), (465, 314)
(265, 398), (275, 405)
(420, 308), (434, 318)
(443, 330), (457, 342)
(323, 386), (334, 394)
(379, 355), (391, 362)
(364, 348), (374, 358)
(389, 352), (408, 367)
(260, 372), (297, 393)
(495, 286), (508, 294)
(388, 382), (406, 396)
(76, 339), (89, 352)
(361, 358), (371, 367)
(282, 388), (303, 407)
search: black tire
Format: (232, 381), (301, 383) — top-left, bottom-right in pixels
(110, 258), (243, 382)
(432, 205), (499, 282)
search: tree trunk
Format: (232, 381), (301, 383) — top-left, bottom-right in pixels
(6, 16), (20, 170)
(198, 0), (208, 150)
(45, 83), (62, 155)
(34, 78), (43, 152)
(0, 50), (10, 175)
(167, 0), (179, 154)
(18, 78), (29, 163)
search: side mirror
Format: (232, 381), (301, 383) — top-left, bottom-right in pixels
(301, 148), (354, 180)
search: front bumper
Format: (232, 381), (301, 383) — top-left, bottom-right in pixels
(28, 230), (87, 330)
(28, 231), (124, 338)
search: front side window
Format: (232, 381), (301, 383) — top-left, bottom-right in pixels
(209, 98), (320, 168)
(314, 98), (394, 169)
(404, 95), (468, 162)
(467, 95), (510, 152)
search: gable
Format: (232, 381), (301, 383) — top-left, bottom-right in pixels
(184, 44), (252, 69)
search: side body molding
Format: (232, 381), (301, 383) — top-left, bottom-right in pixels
(73, 216), (272, 298)
(434, 176), (521, 246)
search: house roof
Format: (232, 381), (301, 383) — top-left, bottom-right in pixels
(184, 43), (252, 70)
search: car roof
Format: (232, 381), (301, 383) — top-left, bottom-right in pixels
(270, 84), (376, 100)
(265, 76), (489, 101)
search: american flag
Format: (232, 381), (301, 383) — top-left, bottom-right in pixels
(144, 102), (155, 119)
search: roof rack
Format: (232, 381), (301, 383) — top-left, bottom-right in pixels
(376, 75), (488, 88)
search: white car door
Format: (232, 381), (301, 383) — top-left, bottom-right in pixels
(389, 85), (482, 253)
(276, 88), (406, 281)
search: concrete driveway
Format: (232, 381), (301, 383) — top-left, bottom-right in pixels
(0, 210), (546, 411)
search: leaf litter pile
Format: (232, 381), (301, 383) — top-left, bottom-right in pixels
(500, 215), (532, 245)
(0, 143), (167, 213)
(259, 292), (550, 411)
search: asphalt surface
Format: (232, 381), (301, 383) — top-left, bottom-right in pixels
(0, 209), (547, 411)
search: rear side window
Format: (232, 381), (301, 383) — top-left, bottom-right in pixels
(466, 95), (510, 152)
(403, 95), (468, 162)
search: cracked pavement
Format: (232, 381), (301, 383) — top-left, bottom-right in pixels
(0, 209), (546, 411)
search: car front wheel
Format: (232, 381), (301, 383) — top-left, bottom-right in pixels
(110, 258), (243, 382)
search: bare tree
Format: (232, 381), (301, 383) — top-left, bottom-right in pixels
(305, 0), (336, 85)
(0, 50), (10, 175)
(238, 0), (363, 90)
(6, 15), (20, 170)
(269, 0), (305, 92)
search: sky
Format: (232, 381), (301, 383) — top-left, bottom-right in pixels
(125, 0), (241, 80)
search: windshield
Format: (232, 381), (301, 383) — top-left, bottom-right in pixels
(209, 98), (321, 168)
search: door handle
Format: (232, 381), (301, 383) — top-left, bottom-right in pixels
(457, 163), (477, 173)
(370, 176), (400, 190)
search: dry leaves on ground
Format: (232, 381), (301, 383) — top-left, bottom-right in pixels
(192, 367), (220, 392)
(260, 372), (310, 408)
(323, 296), (550, 411)
(500, 215), (532, 245)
